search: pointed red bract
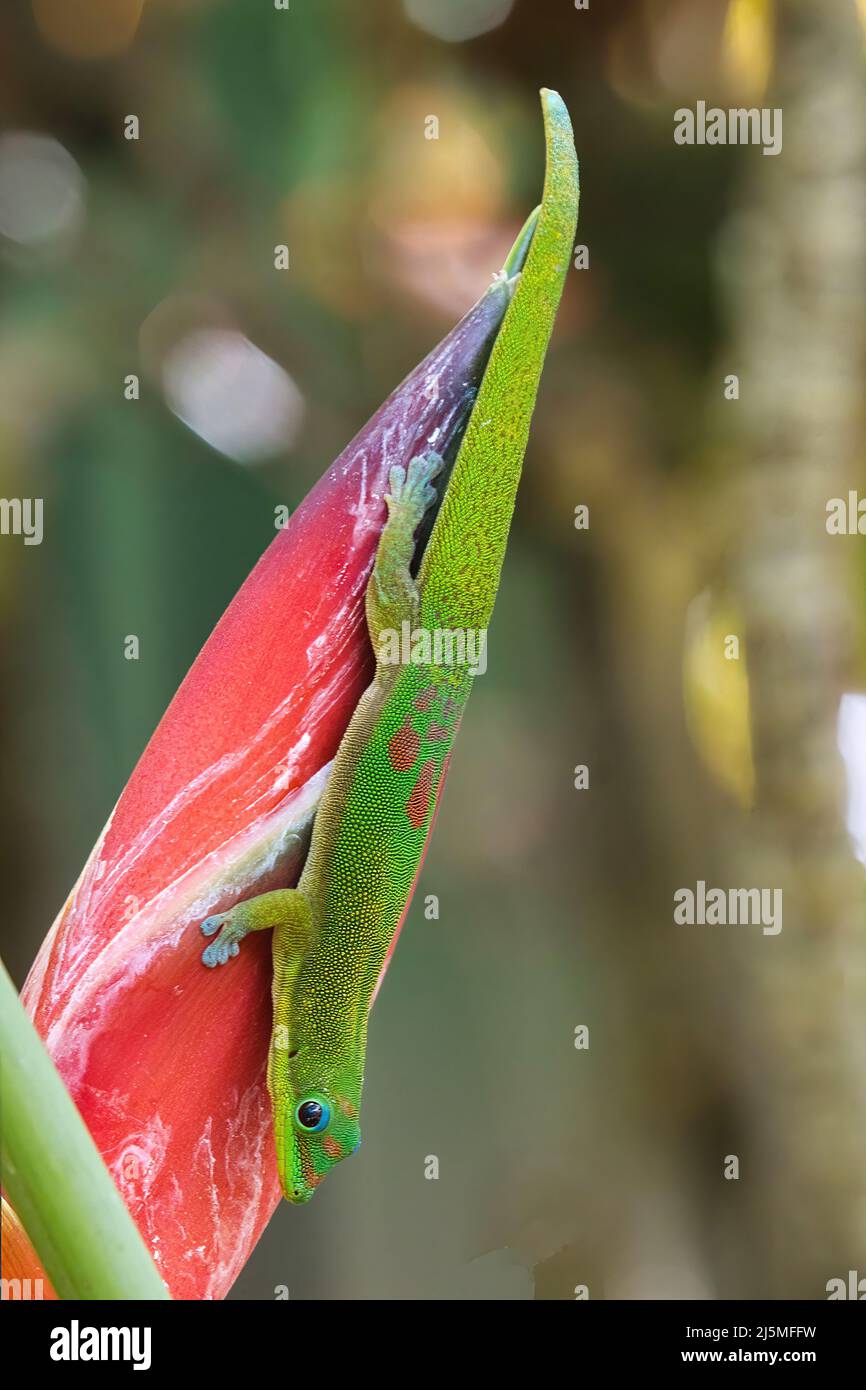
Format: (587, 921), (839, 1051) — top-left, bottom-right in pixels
(15, 286), (509, 1299)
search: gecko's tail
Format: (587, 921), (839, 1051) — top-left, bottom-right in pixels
(417, 88), (580, 634)
(409, 204), (544, 571)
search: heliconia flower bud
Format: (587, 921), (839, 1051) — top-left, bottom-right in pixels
(11, 275), (514, 1300)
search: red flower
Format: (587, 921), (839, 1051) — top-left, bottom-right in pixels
(11, 283), (511, 1299)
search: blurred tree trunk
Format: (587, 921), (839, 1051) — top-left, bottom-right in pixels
(537, 0), (866, 1303)
(721, 0), (866, 1295)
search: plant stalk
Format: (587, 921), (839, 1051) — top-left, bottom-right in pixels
(0, 959), (169, 1300)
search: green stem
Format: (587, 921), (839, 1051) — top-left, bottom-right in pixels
(0, 959), (168, 1300)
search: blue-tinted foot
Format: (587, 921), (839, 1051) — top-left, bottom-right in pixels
(200, 911), (248, 968)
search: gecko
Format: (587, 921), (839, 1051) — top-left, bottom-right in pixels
(200, 88), (579, 1203)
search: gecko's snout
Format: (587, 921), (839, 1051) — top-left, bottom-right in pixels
(287, 1182), (318, 1205)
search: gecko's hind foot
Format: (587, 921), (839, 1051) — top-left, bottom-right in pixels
(386, 451), (443, 527)
(200, 911), (248, 968)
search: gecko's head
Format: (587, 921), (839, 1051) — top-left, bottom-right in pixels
(277, 1089), (362, 1204)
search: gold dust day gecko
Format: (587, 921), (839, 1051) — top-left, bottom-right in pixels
(200, 89), (579, 1203)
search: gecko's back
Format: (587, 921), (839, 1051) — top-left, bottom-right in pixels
(294, 654), (473, 1054)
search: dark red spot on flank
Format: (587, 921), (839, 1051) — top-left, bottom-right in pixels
(442, 697), (458, 719)
(426, 723), (450, 742)
(388, 719), (420, 771)
(406, 759), (436, 829)
(323, 1136), (343, 1160)
(414, 685), (437, 712)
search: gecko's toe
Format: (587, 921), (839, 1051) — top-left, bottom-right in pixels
(200, 912), (249, 967)
(202, 936), (233, 968)
(201, 912), (235, 966)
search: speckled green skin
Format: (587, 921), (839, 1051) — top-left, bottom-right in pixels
(201, 89), (579, 1203)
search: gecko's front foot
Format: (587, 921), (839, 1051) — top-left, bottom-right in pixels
(200, 888), (306, 968)
(200, 909), (249, 967)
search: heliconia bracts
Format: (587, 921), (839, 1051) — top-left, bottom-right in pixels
(9, 273), (515, 1301)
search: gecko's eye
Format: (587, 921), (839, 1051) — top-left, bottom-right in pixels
(295, 1097), (331, 1133)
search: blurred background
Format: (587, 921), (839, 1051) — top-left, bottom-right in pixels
(3, 0), (866, 1299)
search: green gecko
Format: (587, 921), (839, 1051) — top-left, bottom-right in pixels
(201, 88), (579, 1203)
